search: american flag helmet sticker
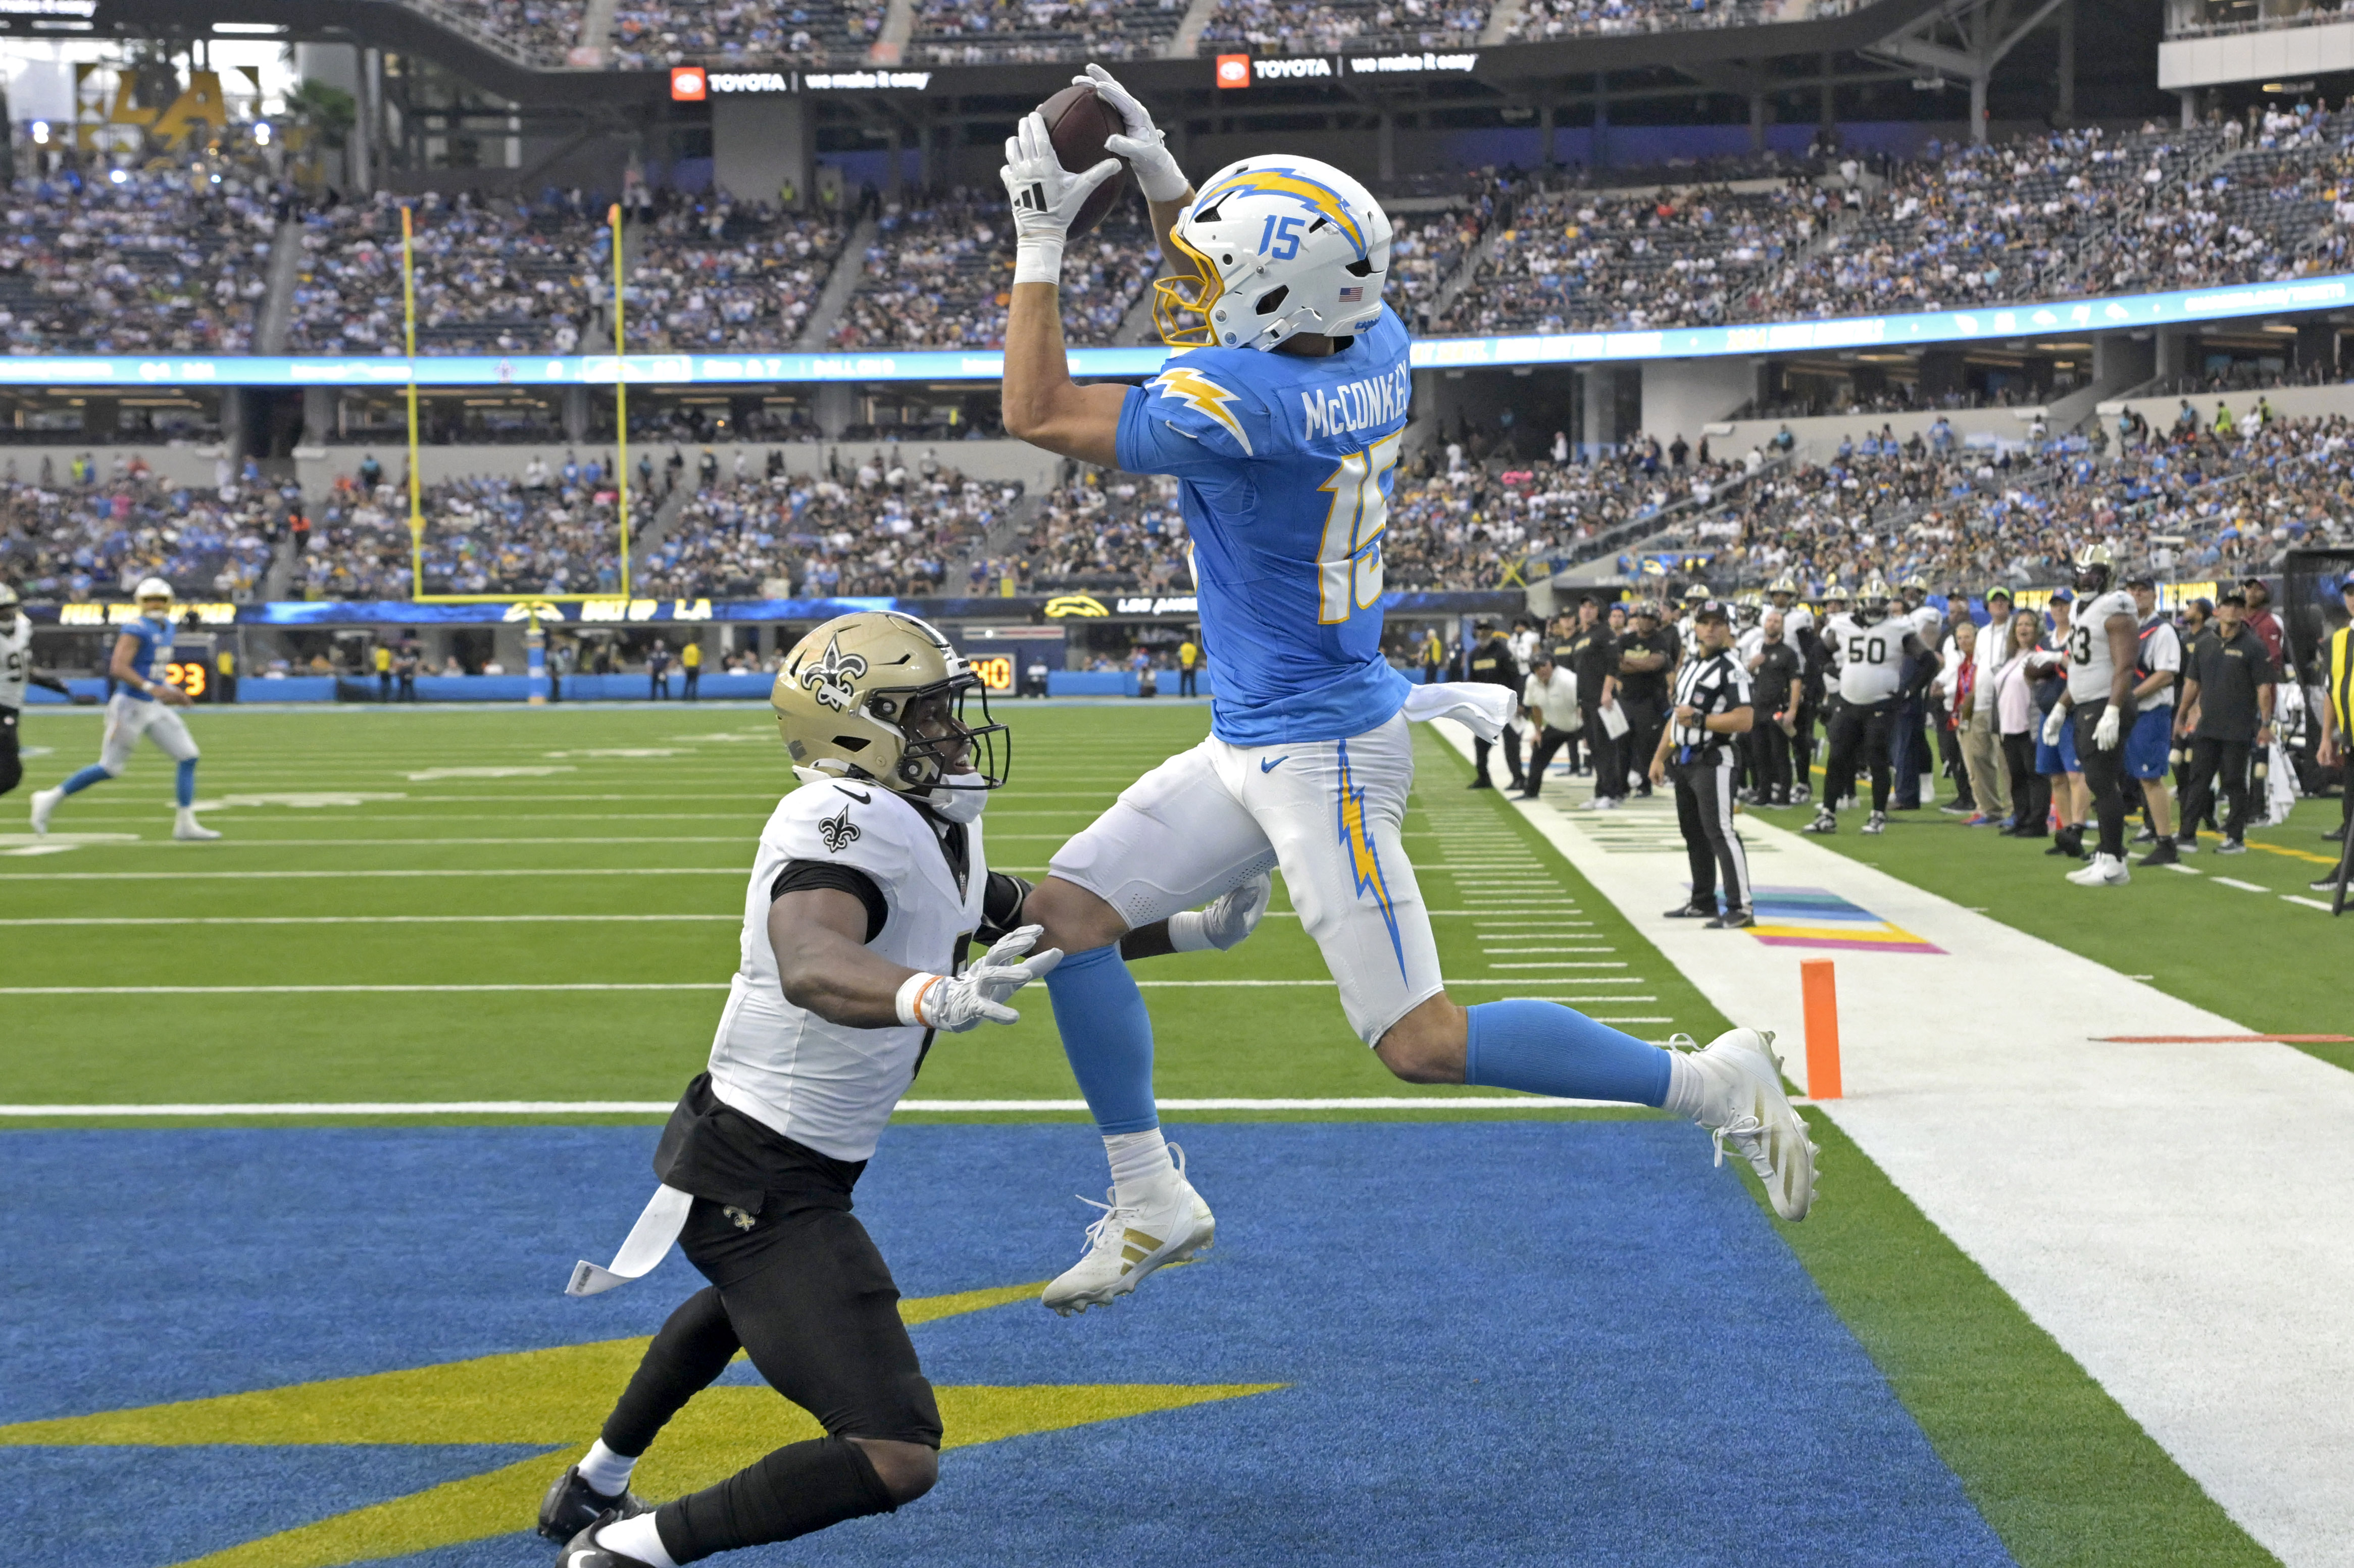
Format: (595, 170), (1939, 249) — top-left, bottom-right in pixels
(1337, 285), (1364, 301)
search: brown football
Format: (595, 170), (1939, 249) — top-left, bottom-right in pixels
(1039, 83), (1132, 237)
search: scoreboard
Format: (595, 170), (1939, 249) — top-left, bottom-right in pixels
(949, 626), (1066, 694)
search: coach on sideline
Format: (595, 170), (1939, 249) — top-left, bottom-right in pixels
(1517, 649), (1580, 800)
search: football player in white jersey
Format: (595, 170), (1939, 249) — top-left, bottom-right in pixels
(27, 577), (219, 840)
(3, 582), (93, 800)
(1779, 577), (1827, 805)
(544, 611), (1272, 1568)
(2040, 543), (2142, 886)
(1805, 577), (1939, 836)
(990, 67), (1816, 1318)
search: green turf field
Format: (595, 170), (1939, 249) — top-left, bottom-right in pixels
(0, 699), (2281, 1567)
(1757, 790), (2354, 1073)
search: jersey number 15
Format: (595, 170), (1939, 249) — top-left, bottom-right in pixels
(1315, 431), (1399, 625)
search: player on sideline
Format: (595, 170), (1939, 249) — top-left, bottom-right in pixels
(2042, 543), (2141, 887)
(994, 67), (1815, 1318)
(543, 611), (1270, 1568)
(1805, 578), (1936, 837)
(3, 581), (95, 799)
(28, 577), (219, 841)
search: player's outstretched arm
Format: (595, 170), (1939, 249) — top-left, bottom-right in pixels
(772, 889), (1059, 1032)
(1078, 65), (1195, 273)
(999, 112), (1127, 467)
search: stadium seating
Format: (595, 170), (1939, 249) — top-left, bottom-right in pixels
(911, 0), (1186, 65)
(289, 194), (607, 356)
(628, 206), (848, 352)
(1199, 0), (1487, 55)
(0, 165), (274, 355)
(1, 470), (274, 601)
(637, 465), (1015, 598)
(1504, 0), (1778, 41)
(608, 0), (887, 69)
(829, 194), (1158, 350)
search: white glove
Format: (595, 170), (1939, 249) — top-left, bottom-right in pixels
(2093, 703), (2122, 751)
(999, 112), (1121, 286)
(2041, 706), (2066, 746)
(1079, 63), (1187, 205)
(1169, 871), (1273, 953)
(895, 924), (1064, 1032)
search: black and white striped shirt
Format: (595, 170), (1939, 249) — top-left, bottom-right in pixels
(1670, 649), (1752, 757)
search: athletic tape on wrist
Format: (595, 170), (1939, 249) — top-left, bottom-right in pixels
(1012, 237), (1064, 286)
(895, 972), (943, 1027)
(1166, 909), (1209, 953)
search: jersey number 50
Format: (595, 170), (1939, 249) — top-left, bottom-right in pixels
(1315, 430), (1399, 625)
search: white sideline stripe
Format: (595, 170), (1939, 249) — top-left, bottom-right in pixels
(2212, 877), (2270, 893)
(3, 978), (1651, 995)
(0, 1095), (1634, 1117)
(1428, 718), (2354, 1567)
(0, 915), (740, 927)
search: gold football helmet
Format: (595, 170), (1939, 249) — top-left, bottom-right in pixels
(770, 611), (1009, 793)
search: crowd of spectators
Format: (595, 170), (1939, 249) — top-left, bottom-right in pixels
(830, 192), (1158, 349)
(1200, 0), (1486, 55)
(295, 462), (647, 599)
(1505, 0), (1780, 41)
(626, 200), (847, 352)
(0, 159), (276, 356)
(1009, 470), (1188, 593)
(608, 0), (887, 69)
(912, 0), (1185, 64)
(641, 452), (1014, 598)
(289, 192), (609, 356)
(0, 456), (275, 601)
(1633, 403), (2352, 593)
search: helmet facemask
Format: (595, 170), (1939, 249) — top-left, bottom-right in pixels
(872, 674), (1011, 793)
(1152, 222), (1224, 349)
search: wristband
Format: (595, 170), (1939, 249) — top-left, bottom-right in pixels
(894, 972), (942, 1027)
(1012, 236), (1064, 287)
(1167, 910), (1209, 953)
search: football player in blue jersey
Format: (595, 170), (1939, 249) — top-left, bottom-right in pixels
(996, 68), (1815, 1317)
(28, 577), (221, 841)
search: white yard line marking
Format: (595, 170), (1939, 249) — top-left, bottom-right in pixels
(1428, 717), (2354, 1565)
(0, 869), (745, 881)
(2212, 877), (2270, 893)
(91, 837), (756, 848)
(2282, 896), (2340, 912)
(0, 978), (1640, 995)
(1482, 962), (1629, 970)
(0, 1095), (1632, 1117)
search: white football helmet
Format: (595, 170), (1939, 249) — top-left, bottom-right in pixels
(134, 577), (173, 613)
(1153, 156), (1392, 352)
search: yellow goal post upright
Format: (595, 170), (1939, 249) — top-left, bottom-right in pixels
(390, 201), (637, 609)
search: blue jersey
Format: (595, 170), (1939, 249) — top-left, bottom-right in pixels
(120, 614), (173, 702)
(1116, 306), (1414, 746)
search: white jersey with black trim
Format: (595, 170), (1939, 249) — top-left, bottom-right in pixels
(1824, 613), (1905, 704)
(2066, 588), (2140, 703)
(708, 778), (986, 1162)
(0, 614), (29, 709)
(2136, 614), (2182, 708)
(1780, 603), (1817, 644)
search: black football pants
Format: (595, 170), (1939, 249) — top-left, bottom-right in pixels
(1473, 726), (1524, 787)
(1822, 699), (1892, 813)
(2074, 701), (2128, 859)
(1748, 720), (1792, 803)
(1580, 700), (1621, 798)
(1671, 752), (1751, 913)
(602, 1198), (938, 1563)
(0, 705), (20, 797)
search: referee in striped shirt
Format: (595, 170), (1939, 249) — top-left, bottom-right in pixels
(1651, 599), (1757, 929)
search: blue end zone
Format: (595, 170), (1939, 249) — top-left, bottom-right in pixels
(0, 1125), (2014, 1567)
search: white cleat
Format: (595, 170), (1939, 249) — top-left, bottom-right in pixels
(172, 807), (221, 842)
(1041, 1145), (1215, 1317)
(1679, 1028), (1817, 1222)
(28, 786), (62, 835)
(2065, 852), (2128, 887)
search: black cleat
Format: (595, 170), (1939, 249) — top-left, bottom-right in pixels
(1665, 902), (1719, 919)
(1467, 777), (1493, 790)
(2043, 828), (2082, 858)
(539, 1468), (647, 1544)
(2137, 841), (2180, 868)
(1705, 908), (1756, 929)
(558, 1512), (660, 1568)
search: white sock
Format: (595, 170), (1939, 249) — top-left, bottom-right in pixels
(1105, 1129), (1175, 1205)
(576, 1438), (636, 1496)
(1662, 1051), (1711, 1122)
(595, 1512), (677, 1568)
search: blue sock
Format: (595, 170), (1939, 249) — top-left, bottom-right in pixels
(1043, 943), (1159, 1135)
(176, 760), (197, 808)
(60, 764), (111, 796)
(1464, 1000), (1671, 1107)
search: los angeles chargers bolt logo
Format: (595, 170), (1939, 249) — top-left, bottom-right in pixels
(802, 635), (868, 713)
(819, 804), (860, 854)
